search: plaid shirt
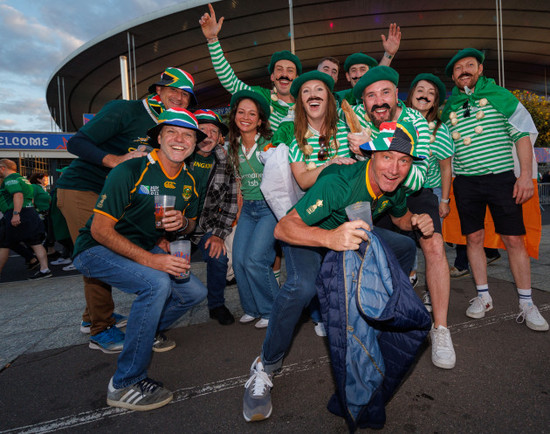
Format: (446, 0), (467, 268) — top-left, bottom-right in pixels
(189, 145), (238, 244)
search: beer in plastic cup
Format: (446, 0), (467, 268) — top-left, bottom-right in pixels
(154, 195), (176, 229)
(345, 201), (373, 228)
(170, 239), (191, 280)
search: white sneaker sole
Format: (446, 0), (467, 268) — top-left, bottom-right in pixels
(89, 341), (123, 354)
(466, 304), (493, 319)
(243, 406), (272, 422)
(107, 393), (173, 411)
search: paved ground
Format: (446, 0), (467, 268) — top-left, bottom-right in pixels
(1, 212), (549, 433)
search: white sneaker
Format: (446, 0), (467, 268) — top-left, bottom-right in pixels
(50, 257), (72, 266)
(429, 325), (456, 369)
(255, 318), (269, 329)
(62, 263), (76, 271)
(314, 322), (327, 337)
(517, 303), (549, 332)
(422, 291), (432, 313)
(466, 296), (493, 319)
(240, 314), (256, 324)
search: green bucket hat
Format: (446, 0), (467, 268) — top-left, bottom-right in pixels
(445, 48), (485, 77)
(353, 66), (399, 101)
(290, 70), (335, 98)
(148, 67), (198, 107)
(193, 109), (229, 136)
(230, 90), (271, 119)
(268, 50), (302, 75)
(147, 107), (207, 148)
(360, 121), (426, 161)
(410, 73), (447, 100)
(343, 53), (378, 72)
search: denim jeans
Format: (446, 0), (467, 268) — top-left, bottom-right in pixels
(73, 245), (207, 388)
(262, 243), (323, 374)
(261, 227), (415, 375)
(233, 200), (278, 319)
(197, 232), (229, 309)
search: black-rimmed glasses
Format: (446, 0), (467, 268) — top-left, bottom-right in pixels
(463, 101), (471, 118)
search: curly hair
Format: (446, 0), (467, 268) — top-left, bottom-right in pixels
(294, 82), (338, 159)
(227, 97), (273, 172)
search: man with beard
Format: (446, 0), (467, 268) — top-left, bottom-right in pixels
(242, 119), (431, 422)
(200, 3), (301, 131)
(72, 108), (208, 411)
(335, 23), (401, 106)
(188, 109), (238, 326)
(442, 48), (548, 331)
(347, 67), (456, 369)
(57, 67), (197, 354)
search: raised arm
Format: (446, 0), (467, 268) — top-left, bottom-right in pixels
(199, 3), (251, 94)
(379, 23), (401, 67)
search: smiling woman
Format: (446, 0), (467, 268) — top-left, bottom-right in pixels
(226, 89), (278, 329)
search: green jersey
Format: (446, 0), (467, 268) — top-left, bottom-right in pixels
(0, 173), (34, 210)
(444, 99), (528, 176)
(208, 40), (295, 131)
(73, 149), (199, 256)
(189, 152), (214, 218)
(424, 122), (454, 189)
(31, 184), (51, 213)
(57, 99), (157, 194)
(238, 136), (269, 201)
(295, 160), (407, 230)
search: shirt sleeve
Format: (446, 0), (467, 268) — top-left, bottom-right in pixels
(402, 114), (430, 192)
(294, 175), (347, 226)
(208, 40), (252, 94)
(432, 123), (455, 161)
(93, 161), (137, 221)
(288, 138), (307, 163)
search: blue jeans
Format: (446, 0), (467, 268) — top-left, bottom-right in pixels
(262, 243), (323, 374)
(73, 245), (207, 388)
(261, 228), (415, 375)
(233, 200), (278, 319)
(197, 232), (229, 309)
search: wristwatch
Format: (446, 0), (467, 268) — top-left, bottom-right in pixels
(13, 210), (20, 215)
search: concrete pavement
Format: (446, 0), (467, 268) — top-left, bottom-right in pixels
(1, 214), (549, 432)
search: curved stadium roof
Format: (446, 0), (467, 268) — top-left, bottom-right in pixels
(46, 0), (550, 131)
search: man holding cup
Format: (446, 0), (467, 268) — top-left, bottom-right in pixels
(242, 121), (432, 422)
(72, 108), (208, 412)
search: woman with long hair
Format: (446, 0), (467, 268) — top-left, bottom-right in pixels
(229, 89), (278, 329)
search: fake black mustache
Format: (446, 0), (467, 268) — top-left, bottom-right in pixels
(276, 76), (293, 82)
(459, 73), (473, 79)
(307, 97), (324, 103)
(371, 103), (391, 113)
(416, 97), (431, 103)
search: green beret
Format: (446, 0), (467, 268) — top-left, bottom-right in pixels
(268, 50), (302, 75)
(410, 73), (446, 100)
(230, 90), (271, 120)
(343, 53), (378, 72)
(445, 48), (485, 77)
(353, 66), (399, 101)
(290, 70), (335, 98)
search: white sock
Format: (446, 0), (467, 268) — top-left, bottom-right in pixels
(476, 284), (491, 301)
(40, 268), (50, 273)
(517, 288), (532, 305)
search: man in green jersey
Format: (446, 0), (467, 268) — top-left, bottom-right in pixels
(442, 48), (548, 331)
(57, 67), (197, 353)
(199, 3), (302, 131)
(72, 107), (208, 412)
(0, 159), (51, 279)
(242, 121), (432, 422)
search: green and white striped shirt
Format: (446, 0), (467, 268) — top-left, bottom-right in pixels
(351, 101), (431, 193)
(444, 99), (528, 176)
(425, 122), (454, 188)
(208, 41), (295, 132)
(288, 120), (353, 166)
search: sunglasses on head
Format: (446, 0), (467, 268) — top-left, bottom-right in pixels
(318, 135), (329, 161)
(463, 101), (471, 118)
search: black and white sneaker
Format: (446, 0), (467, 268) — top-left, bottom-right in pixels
(106, 377), (173, 411)
(28, 269), (53, 280)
